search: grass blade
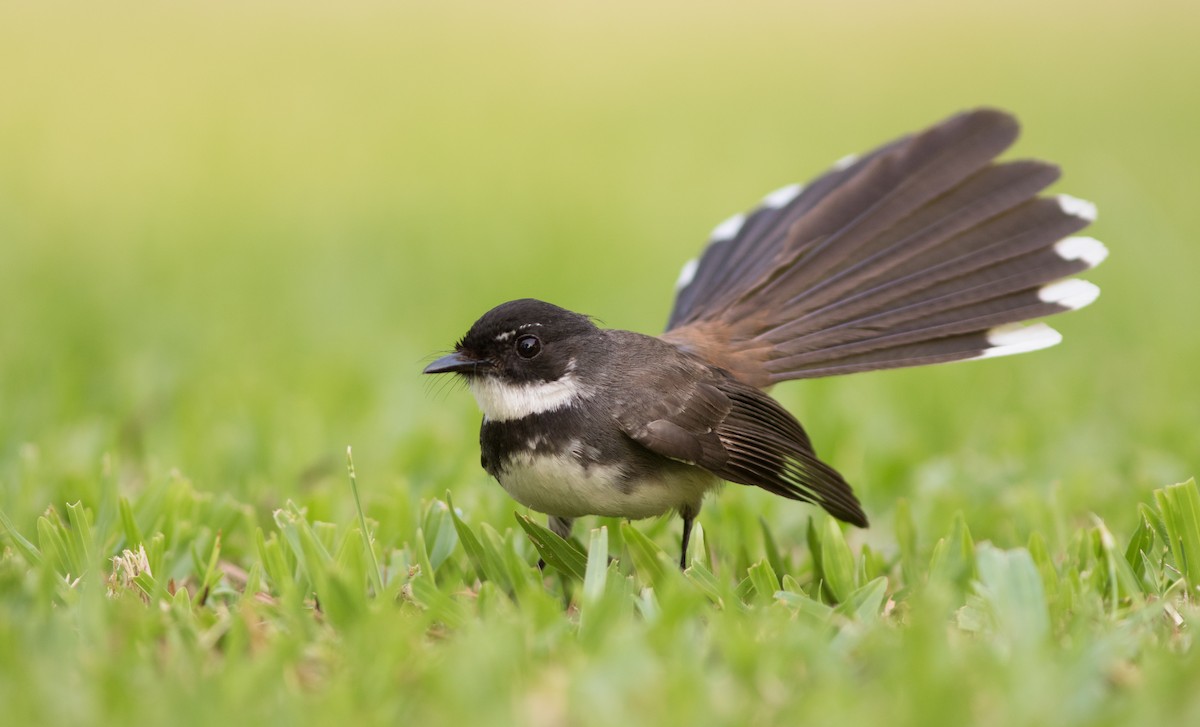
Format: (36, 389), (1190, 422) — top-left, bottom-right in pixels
(0, 507), (42, 565)
(819, 517), (856, 602)
(621, 522), (670, 586)
(515, 513), (587, 581)
(118, 497), (143, 549)
(445, 491), (490, 583)
(747, 559), (781, 605)
(582, 526), (609, 602)
(410, 572), (468, 629)
(759, 517), (785, 580)
(834, 576), (889, 623)
(422, 499), (460, 572)
(974, 545), (1050, 651)
(346, 447), (385, 595)
(1155, 479), (1200, 592)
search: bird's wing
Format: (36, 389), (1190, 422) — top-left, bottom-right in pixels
(615, 376), (867, 526)
(662, 108), (1105, 388)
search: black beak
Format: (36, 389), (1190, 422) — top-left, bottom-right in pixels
(423, 351), (490, 375)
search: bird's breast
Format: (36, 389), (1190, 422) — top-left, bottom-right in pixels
(479, 411), (717, 519)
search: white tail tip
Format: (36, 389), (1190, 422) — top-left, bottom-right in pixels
(1056, 194), (1098, 222)
(978, 322), (1063, 359)
(710, 213), (745, 242)
(1038, 279), (1100, 310)
(832, 153), (859, 171)
(1054, 236), (1108, 268)
(675, 258), (699, 291)
(761, 183), (804, 209)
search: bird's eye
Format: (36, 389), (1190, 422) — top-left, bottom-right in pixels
(515, 334), (542, 359)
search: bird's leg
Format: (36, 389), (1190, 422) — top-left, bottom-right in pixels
(549, 516), (574, 540)
(538, 516), (575, 570)
(679, 505), (699, 570)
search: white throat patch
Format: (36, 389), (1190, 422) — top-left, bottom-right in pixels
(468, 369), (583, 422)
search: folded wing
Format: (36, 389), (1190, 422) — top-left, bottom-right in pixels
(616, 377), (868, 526)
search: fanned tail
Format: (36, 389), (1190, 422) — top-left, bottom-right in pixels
(663, 108), (1106, 388)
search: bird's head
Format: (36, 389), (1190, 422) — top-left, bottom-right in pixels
(423, 298), (599, 421)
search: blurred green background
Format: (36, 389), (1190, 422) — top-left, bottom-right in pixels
(4, 3), (1200, 726)
(1, 0), (1197, 548)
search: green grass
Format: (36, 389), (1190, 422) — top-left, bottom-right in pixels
(2, 1), (1200, 725)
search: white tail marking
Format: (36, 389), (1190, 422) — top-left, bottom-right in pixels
(832, 153), (859, 171)
(762, 183), (804, 209)
(710, 213), (745, 242)
(1053, 236), (1108, 268)
(978, 322), (1062, 359)
(1038, 279), (1100, 310)
(675, 258), (699, 291)
(1056, 194), (1098, 222)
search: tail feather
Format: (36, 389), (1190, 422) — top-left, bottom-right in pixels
(766, 210), (1097, 355)
(872, 197), (1086, 295)
(762, 323), (1062, 379)
(755, 110), (1021, 304)
(767, 285), (1089, 373)
(669, 137), (913, 328)
(760, 162), (1065, 339)
(663, 108), (1105, 388)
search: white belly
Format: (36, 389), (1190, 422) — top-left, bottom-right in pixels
(496, 451), (717, 519)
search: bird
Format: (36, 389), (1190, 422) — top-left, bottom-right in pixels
(423, 108), (1106, 570)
